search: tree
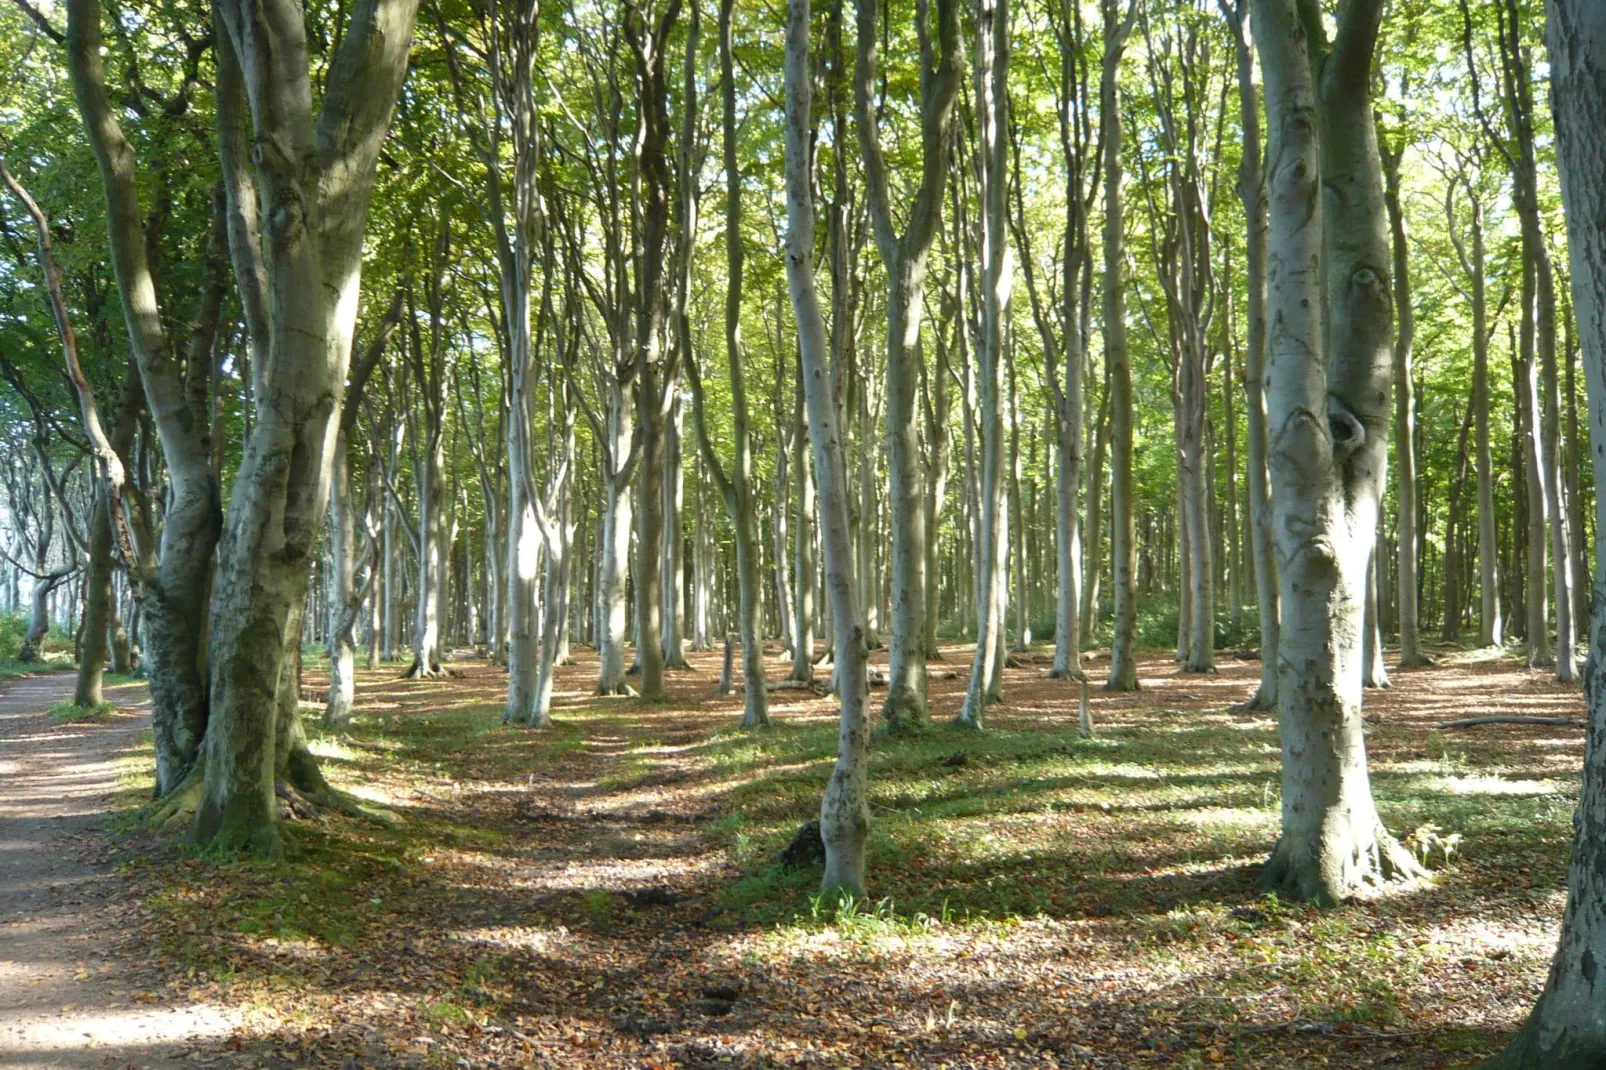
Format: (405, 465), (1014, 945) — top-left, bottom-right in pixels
(1252, 0), (1423, 905)
(957, 0), (1012, 727)
(1483, 2), (1606, 1063)
(852, 0), (961, 732)
(783, 0), (870, 895)
(685, 0), (769, 730)
(1101, 0), (1141, 693)
(187, 0), (421, 852)
(1221, 0), (1278, 709)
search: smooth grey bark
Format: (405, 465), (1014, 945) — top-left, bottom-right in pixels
(920, 294), (952, 662)
(684, 0), (768, 729)
(1142, 12), (1217, 675)
(1101, 0), (1140, 692)
(191, 0), (420, 854)
(959, 0), (1011, 728)
(438, 0), (543, 710)
(1253, 0), (1421, 905)
(660, 393), (689, 669)
(852, 0), (960, 731)
(1379, 124), (1426, 668)
(790, 367), (817, 682)
(1520, 255), (1554, 668)
(1222, 0), (1278, 709)
(325, 295), (401, 729)
(1445, 168), (1503, 648)
(1010, 0), (1095, 678)
(783, 0), (870, 896)
(1485, 5), (1606, 1062)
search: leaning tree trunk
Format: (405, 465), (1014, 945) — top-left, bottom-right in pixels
(1486, 5), (1606, 1061)
(784, 0), (870, 897)
(1253, 0), (1422, 906)
(75, 490), (114, 707)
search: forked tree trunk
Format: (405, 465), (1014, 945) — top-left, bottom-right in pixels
(1486, 5), (1606, 1061)
(783, 0), (870, 896)
(189, 0), (419, 854)
(851, 0), (960, 731)
(1253, 0), (1421, 906)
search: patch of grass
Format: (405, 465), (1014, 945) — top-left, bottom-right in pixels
(48, 699), (116, 724)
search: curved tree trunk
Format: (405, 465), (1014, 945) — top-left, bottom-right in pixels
(783, 0), (870, 896)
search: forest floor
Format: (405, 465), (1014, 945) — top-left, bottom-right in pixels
(3, 640), (1587, 1068)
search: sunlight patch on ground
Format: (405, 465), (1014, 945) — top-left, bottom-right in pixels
(1431, 774), (1564, 797)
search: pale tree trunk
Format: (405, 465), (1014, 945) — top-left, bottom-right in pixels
(852, 0), (961, 731)
(1521, 255), (1554, 668)
(1380, 128), (1426, 668)
(660, 389), (689, 669)
(686, 0), (769, 729)
(958, 0), (1010, 728)
(1081, 376), (1110, 641)
(1253, 0), (1421, 905)
(1102, 0), (1140, 692)
(1487, 6), (1606, 1061)
(189, 0), (419, 854)
(1222, 0), (1278, 709)
(326, 295), (401, 728)
(784, 0), (870, 895)
(921, 293), (952, 662)
(1466, 193), (1502, 647)
(597, 386), (637, 695)
(791, 374), (817, 682)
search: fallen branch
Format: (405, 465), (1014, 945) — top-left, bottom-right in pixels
(1435, 715), (1579, 729)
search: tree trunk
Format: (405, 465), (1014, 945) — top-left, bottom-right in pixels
(1102, 0), (1139, 692)
(1380, 133), (1426, 667)
(784, 0), (870, 896)
(1486, 6), (1606, 1060)
(1222, 0), (1278, 710)
(189, 0), (419, 854)
(1253, 0), (1421, 905)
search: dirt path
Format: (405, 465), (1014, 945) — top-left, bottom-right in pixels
(0, 673), (237, 1070)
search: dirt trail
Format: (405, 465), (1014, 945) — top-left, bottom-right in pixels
(0, 673), (236, 1069)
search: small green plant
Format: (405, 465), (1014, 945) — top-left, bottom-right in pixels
(580, 888), (616, 925)
(48, 699), (116, 725)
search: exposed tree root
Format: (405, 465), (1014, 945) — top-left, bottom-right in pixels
(596, 681), (639, 698)
(1257, 823), (1427, 907)
(402, 659), (448, 680)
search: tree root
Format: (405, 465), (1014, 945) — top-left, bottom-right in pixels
(1258, 822), (1427, 907)
(595, 681), (638, 698)
(402, 659), (448, 680)
(1436, 715), (1578, 729)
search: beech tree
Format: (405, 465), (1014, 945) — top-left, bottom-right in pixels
(1252, 0), (1424, 904)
